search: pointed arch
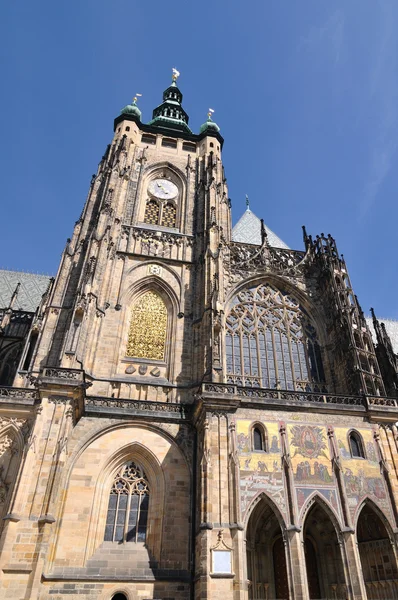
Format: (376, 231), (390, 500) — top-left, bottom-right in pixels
(47, 422), (192, 573)
(355, 496), (395, 540)
(302, 494), (348, 599)
(0, 341), (23, 385)
(118, 272), (180, 381)
(0, 422), (24, 527)
(244, 490), (287, 531)
(356, 498), (398, 598)
(245, 492), (291, 600)
(89, 441), (165, 556)
(136, 162), (187, 231)
(224, 278), (327, 391)
(299, 491), (343, 532)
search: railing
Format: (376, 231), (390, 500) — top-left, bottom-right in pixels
(202, 383), (398, 409)
(41, 367), (85, 382)
(0, 386), (38, 401)
(85, 396), (190, 418)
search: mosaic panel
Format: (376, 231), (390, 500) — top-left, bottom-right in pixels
(334, 427), (390, 519)
(237, 420), (285, 517)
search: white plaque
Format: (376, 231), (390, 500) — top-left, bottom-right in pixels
(212, 550), (232, 573)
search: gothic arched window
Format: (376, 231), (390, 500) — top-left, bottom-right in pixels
(161, 202), (177, 228)
(104, 461), (150, 543)
(144, 199), (160, 225)
(225, 283), (325, 391)
(252, 425), (267, 452)
(349, 431), (365, 458)
(144, 199), (177, 228)
(126, 291), (168, 360)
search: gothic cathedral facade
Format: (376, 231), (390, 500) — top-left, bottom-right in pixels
(0, 74), (398, 600)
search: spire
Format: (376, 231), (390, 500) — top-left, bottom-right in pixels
(246, 194), (250, 210)
(120, 93), (142, 120)
(148, 68), (192, 133)
(200, 108), (221, 134)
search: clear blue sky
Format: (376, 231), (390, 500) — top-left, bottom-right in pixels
(1, 1), (397, 319)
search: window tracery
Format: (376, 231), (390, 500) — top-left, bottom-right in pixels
(104, 461), (149, 543)
(161, 202), (177, 228)
(225, 283), (325, 391)
(126, 291), (167, 360)
(144, 199), (160, 226)
(144, 199), (177, 228)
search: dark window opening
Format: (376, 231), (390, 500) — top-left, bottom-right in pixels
(112, 594), (128, 600)
(349, 432), (365, 458)
(182, 142), (196, 152)
(141, 134), (156, 145)
(253, 427), (263, 451)
(125, 126), (130, 132)
(162, 138), (177, 149)
(22, 332), (38, 371)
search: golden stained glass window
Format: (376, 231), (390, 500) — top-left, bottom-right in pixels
(144, 200), (160, 225)
(127, 291), (167, 360)
(161, 203), (176, 228)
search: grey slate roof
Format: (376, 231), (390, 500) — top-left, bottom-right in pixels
(232, 208), (289, 248)
(0, 269), (51, 312)
(366, 317), (398, 355)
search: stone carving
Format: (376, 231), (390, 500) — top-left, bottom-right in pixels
(224, 241), (307, 289)
(85, 396), (190, 418)
(42, 367), (84, 381)
(0, 387), (38, 400)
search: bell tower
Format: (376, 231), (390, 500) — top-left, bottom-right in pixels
(20, 69), (228, 404)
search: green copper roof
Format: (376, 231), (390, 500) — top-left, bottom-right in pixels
(120, 100), (142, 120)
(148, 79), (192, 133)
(200, 117), (220, 134)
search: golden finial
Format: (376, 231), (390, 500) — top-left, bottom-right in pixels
(133, 93), (142, 104)
(172, 67), (180, 82)
(208, 108), (215, 120)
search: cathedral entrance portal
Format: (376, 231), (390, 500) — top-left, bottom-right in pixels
(246, 497), (289, 599)
(357, 503), (398, 599)
(303, 501), (346, 599)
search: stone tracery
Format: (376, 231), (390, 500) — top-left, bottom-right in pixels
(225, 283), (325, 391)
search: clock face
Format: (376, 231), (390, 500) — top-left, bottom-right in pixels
(148, 178), (178, 200)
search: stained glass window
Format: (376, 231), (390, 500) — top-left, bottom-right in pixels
(127, 291), (167, 360)
(104, 461), (150, 543)
(225, 283), (325, 391)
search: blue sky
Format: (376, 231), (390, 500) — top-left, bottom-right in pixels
(1, 0), (397, 319)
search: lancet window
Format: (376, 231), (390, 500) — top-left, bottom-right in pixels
(225, 283), (325, 391)
(104, 461), (149, 543)
(126, 291), (167, 360)
(349, 431), (365, 458)
(144, 199), (177, 228)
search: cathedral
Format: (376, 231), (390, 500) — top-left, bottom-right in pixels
(0, 70), (398, 600)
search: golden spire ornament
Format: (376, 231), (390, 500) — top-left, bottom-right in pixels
(172, 67), (180, 82)
(133, 93), (142, 104)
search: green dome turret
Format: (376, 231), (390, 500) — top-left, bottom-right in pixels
(200, 109), (220, 134)
(120, 94), (142, 120)
(148, 68), (192, 133)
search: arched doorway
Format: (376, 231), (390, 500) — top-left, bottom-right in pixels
(303, 501), (346, 599)
(357, 503), (398, 599)
(246, 497), (289, 599)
